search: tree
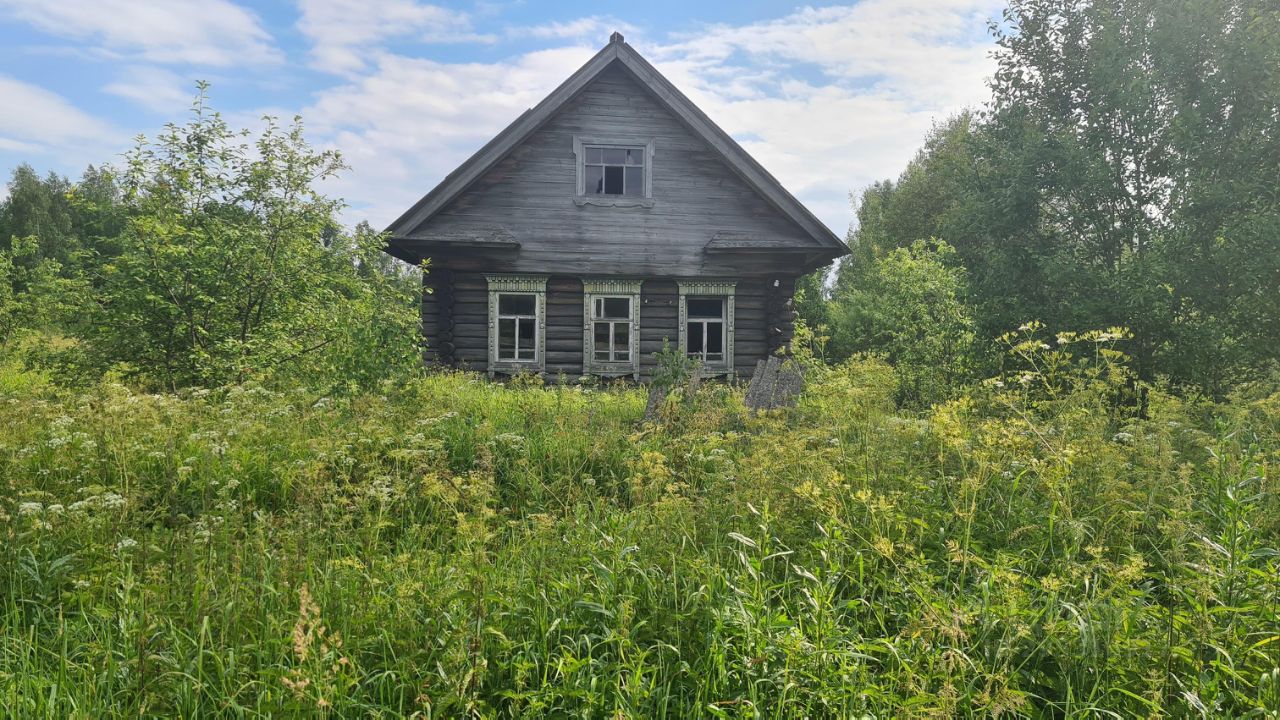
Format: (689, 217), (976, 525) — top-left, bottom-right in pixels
(90, 85), (419, 389)
(986, 0), (1280, 393)
(811, 0), (1280, 397)
(828, 239), (976, 407)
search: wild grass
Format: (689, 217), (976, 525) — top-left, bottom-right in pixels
(2, 337), (1279, 717)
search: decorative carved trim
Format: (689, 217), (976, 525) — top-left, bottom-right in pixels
(485, 275), (547, 376)
(676, 280), (737, 296)
(583, 278), (642, 380)
(583, 279), (643, 295)
(573, 196), (656, 208)
(485, 274), (548, 293)
(677, 280), (736, 376)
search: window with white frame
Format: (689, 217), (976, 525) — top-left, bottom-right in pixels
(486, 275), (546, 375)
(678, 281), (735, 374)
(573, 137), (655, 206)
(583, 279), (640, 378)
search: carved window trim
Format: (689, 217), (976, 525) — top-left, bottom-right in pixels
(572, 135), (656, 208)
(582, 279), (641, 379)
(677, 280), (736, 376)
(486, 274), (547, 376)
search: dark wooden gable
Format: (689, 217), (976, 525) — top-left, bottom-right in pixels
(385, 34), (848, 276)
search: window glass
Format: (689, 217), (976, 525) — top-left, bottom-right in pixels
(624, 148), (643, 165)
(585, 147), (603, 164)
(498, 318), (516, 358)
(603, 148), (626, 164)
(585, 165), (604, 194)
(686, 323), (704, 353)
(614, 322), (629, 348)
(600, 297), (629, 318)
(706, 322), (724, 353)
(499, 293), (535, 315)
(594, 322), (610, 346)
(623, 166), (643, 196)
(687, 297), (723, 318)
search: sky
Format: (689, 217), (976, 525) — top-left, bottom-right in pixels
(0, 0), (1004, 237)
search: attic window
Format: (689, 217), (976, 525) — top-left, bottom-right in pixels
(573, 136), (655, 207)
(584, 146), (644, 196)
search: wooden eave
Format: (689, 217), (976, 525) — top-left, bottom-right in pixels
(705, 232), (821, 253)
(384, 226), (518, 264)
(385, 33), (850, 263)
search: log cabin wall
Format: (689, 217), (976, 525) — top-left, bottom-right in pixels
(423, 272), (795, 381)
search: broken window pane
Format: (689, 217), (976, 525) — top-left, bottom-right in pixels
(603, 166), (624, 194)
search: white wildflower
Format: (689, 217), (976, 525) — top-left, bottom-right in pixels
(115, 537), (138, 552)
(18, 501), (43, 516)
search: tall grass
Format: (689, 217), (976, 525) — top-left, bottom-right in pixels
(2, 339), (1278, 717)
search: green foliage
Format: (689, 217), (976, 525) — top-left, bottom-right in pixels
(829, 239), (976, 406)
(2, 351), (1278, 716)
(80, 85), (419, 390)
(0, 235), (87, 339)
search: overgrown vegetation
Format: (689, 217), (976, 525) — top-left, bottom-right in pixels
(3, 335), (1278, 716)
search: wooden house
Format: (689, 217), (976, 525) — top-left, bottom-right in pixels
(383, 32), (848, 380)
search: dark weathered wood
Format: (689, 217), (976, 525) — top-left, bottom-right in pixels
(744, 356), (806, 411)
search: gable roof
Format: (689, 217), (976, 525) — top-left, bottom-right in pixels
(385, 32), (848, 259)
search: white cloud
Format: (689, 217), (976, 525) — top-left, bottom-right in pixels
(301, 46), (595, 224)
(0, 74), (120, 159)
(0, 0), (280, 66)
(644, 0), (1002, 234)
(297, 0), (492, 76)
(103, 66), (197, 114)
(516, 17), (637, 42)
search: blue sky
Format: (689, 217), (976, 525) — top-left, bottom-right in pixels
(0, 0), (1003, 235)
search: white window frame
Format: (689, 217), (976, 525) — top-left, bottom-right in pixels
(572, 136), (656, 208)
(678, 280), (736, 376)
(583, 279), (641, 379)
(486, 274), (547, 376)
